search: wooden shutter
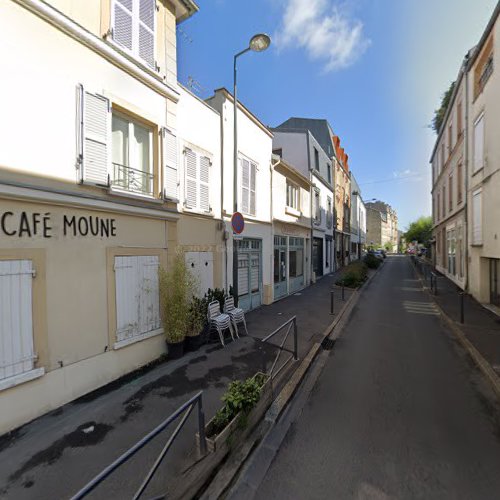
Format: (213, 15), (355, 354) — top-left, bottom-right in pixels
(474, 114), (484, 172)
(114, 255), (160, 343)
(112, 0), (133, 51)
(138, 0), (155, 68)
(199, 156), (210, 212)
(79, 86), (110, 186)
(472, 190), (482, 244)
(250, 162), (256, 215)
(0, 260), (35, 381)
(162, 128), (178, 200)
(241, 158), (250, 214)
(185, 148), (198, 208)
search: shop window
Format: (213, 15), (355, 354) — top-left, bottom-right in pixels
(114, 255), (160, 346)
(112, 113), (154, 196)
(0, 260), (39, 385)
(289, 249), (304, 278)
(111, 0), (156, 68)
(447, 229), (456, 276)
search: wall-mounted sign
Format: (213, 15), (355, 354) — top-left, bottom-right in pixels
(231, 212), (245, 235)
(0, 211), (117, 238)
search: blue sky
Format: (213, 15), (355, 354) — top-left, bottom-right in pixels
(178, 0), (497, 230)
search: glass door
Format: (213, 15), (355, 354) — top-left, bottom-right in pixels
(490, 259), (500, 306)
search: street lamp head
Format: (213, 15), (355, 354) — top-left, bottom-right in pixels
(249, 33), (271, 52)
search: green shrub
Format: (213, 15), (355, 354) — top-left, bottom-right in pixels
(336, 261), (368, 288)
(209, 373), (268, 437)
(159, 252), (197, 344)
(364, 253), (382, 269)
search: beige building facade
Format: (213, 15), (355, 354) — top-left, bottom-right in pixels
(430, 62), (467, 289)
(0, 0), (197, 434)
(467, 5), (500, 307)
(366, 201), (398, 251)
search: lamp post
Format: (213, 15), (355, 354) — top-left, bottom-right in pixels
(232, 33), (271, 304)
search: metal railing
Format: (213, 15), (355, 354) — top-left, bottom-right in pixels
(259, 316), (298, 379)
(71, 391), (207, 500)
(112, 162), (154, 196)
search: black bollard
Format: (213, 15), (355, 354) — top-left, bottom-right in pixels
(330, 290), (334, 315)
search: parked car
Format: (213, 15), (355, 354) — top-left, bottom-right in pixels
(373, 250), (384, 261)
(380, 249), (387, 258)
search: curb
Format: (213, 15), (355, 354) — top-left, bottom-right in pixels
(208, 267), (378, 499)
(411, 260), (500, 400)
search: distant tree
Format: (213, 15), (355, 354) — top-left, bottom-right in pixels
(404, 216), (433, 246)
(432, 81), (455, 133)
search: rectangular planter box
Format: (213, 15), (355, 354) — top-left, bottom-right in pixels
(197, 373), (272, 454)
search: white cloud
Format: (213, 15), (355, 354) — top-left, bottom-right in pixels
(274, 0), (370, 72)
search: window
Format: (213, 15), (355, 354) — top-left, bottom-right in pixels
(437, 193), (441, 220)
(240, 157), (257, 215)
(314, 148), (319, 171)
(457, 162), (463, 204)
(184, 148), (210, 212)
(457, 225), (464, 278)
(286, 181), (299, 210)
(441, 143), (445, 169)
(0, 260), (41, 386)
(114, 255), (160, 346)
(448, 123), (453, 154)
(479, 54), (494, 91)
(448, 174), (453, 212)
(474, 113), (484, 172)
(327, 164), (332, 184)
(457, 102), (463, 136)
(326, 196), (333, 228)
(112, 113), (154, 196)
(77, 86), (161, 196)
(442, 185), (446, 217)
(447, 229), (456, 276)
(472, 189), (482, 244)
(111, 0), (156, 68)
(314, 189), (320, 223)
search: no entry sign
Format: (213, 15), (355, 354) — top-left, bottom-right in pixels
(231, 212), (245, 234)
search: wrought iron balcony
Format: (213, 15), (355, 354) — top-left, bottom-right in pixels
(112, 163), (154, 197)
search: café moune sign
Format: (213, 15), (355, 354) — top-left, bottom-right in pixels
(0, 211), (117, 238)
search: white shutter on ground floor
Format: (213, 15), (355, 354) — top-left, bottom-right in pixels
(114, 255), (160, 343)
(0, 260), (35, 381)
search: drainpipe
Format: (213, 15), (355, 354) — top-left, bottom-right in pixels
(464, 57), (470, 293)
(220, 103), (228, 291)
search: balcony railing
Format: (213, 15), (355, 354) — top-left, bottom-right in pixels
(112, 163), (154, 197)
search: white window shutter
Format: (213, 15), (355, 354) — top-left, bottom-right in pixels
(162, 128), (178, 200)
(185, 148), (198, 208)
(138, 0), (155, 68)
(472, 190), (482, 244)
(79, 86), (111, 186)
(250, 162), (256, 215)
(474, 115), (484, 172)
(0, 260), (35, 381)
(199, 156), (210, 212)
(241, 158), (250, 214)
(112, 0), (133, 51)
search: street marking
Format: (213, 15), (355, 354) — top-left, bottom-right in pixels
(403, 301), (440, 316)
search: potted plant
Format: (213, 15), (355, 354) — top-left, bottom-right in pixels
(159, 252), (195, 359)
(185, 296), (206, 352)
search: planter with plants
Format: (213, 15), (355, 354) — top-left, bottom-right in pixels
(336, 261), (368, 288)
(197, 372), (271, 453)
(159, 252), (197, 360)
(185, 296), (205, 352)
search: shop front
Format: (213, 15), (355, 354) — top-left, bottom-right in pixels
(237, 238), (262, 312)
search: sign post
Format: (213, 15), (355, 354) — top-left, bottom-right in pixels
(231, 212), (244, 305)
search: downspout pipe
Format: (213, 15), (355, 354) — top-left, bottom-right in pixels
(464, 54), (470, 293)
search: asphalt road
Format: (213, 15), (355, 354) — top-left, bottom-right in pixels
(256, 256), (500, 500)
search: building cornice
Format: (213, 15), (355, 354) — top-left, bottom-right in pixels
(12, 0), (180, 102)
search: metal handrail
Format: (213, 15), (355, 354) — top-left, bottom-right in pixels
(71, 391), (207, 500)
(260, 316), (298, 379)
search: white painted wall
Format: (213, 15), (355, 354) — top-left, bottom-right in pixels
(177, 86), (222, 217)
(272, 131), (309, 177)
(0, 2), (171, 183)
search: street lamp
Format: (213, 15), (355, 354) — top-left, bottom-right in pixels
(232, 34), (271, 304)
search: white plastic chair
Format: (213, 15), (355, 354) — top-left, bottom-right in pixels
(224, 296), (247, 337)
(207, 301), (235, 346)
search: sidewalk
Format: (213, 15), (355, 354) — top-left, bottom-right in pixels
(0, 270), (353, 500)
(414, 259), (500, 372)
